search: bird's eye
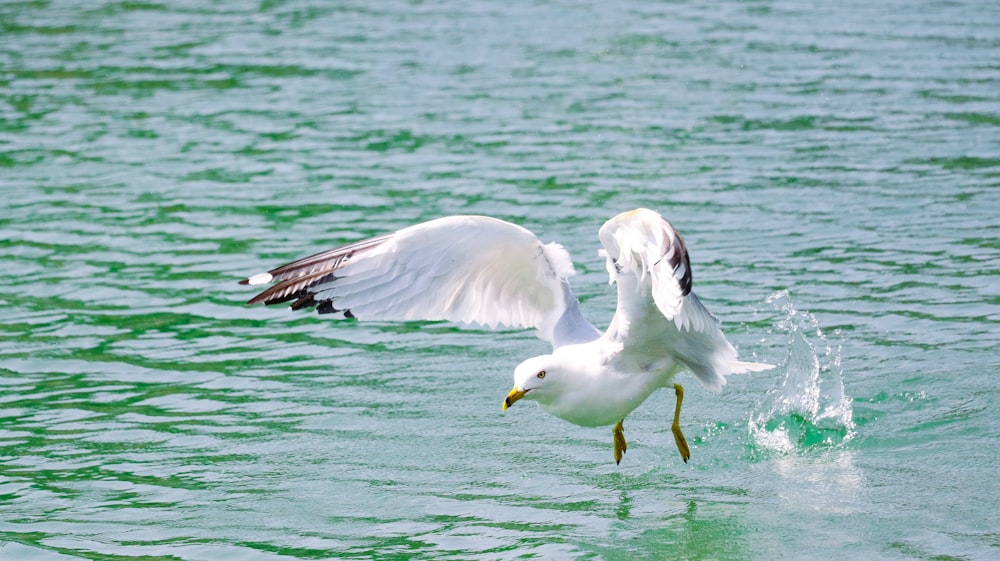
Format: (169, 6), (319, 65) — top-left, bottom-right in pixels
(536, 370), (546, 379)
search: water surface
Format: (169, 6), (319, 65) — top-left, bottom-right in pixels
(2, 0), (998, 559)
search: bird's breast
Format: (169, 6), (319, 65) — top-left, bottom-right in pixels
(538, 373), (664, 427)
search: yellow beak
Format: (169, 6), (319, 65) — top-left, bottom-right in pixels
(502, 386), (527, 411)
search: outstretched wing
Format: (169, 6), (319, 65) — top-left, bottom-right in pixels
(598, 208), (772, 391)
(241, 215), (600, 348)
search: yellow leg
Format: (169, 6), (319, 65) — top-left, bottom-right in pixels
(672, 384), (691, 463)
(612, 419), (627, 465)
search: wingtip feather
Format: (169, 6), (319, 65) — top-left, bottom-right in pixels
(243, 272), (274, 286)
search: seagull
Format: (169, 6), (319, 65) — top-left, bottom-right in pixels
(240, 208), (773, 464)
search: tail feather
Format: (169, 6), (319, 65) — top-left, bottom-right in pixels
(684, 359), (775, 393)
(730, 360), (776, 374)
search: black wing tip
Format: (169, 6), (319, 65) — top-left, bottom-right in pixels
(241, 269), (342, 310)
(315, 301), (354, 318)
(238, 234), (390, 310)
(245, 295), (278, 306)
(290, 294), (316, 311)
(679, 268), (692, 296)
(670, 229), (692, 297)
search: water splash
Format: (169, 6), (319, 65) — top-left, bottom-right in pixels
(748, 290), (855, 456)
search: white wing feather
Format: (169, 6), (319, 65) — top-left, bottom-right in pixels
(242, 215), (599, 348)
(598, 209), (771, 391)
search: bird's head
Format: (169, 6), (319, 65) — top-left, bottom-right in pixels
(503, 355), (559, 411)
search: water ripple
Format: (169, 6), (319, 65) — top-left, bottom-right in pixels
(3, 0), (999, 559)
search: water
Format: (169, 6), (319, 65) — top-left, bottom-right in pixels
(2, 0), (998, 559)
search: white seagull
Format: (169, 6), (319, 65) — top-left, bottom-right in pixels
(241, 208), (772, 464)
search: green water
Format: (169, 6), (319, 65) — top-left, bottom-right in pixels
(2, 0), (998, 559)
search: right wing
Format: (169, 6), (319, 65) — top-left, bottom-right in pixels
(240, 215), (600, 348)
